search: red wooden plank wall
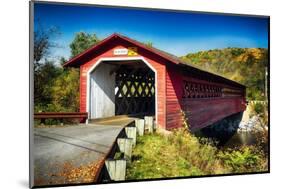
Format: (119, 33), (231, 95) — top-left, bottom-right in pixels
(166, 65), (184, 130)
(166, 66), (246, 131)
(181, 97), (246, 131)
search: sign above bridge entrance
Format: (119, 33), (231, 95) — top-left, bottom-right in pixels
(113, 47), (138, 56)
(113, 48), (128, 55)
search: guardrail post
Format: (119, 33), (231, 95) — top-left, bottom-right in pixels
(105, 159), (126, 181)
(135, 119), (145, 136)
(125, 127), (137, 147)
(117, 138), (133, 160)
(145, 116), (154, 133)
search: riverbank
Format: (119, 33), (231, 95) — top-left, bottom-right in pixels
(126, 128), (268, 180)
(225, 101), (269, 152)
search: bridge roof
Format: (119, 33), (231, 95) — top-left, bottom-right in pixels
(63, 33), (245, 89)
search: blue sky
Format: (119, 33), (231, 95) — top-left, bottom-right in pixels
(34, 2), (268, 60)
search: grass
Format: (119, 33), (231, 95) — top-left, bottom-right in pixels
(126, 128), (268, 180)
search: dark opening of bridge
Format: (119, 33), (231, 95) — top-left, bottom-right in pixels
(89, 59), (155, 119)
(115, 64), (155, 116)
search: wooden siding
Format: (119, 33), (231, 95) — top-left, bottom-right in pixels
(166, 65), (183, 130)
(181, 97), (246, 131)
(90, 63), (116, 119)
(166, 66), (246, 131)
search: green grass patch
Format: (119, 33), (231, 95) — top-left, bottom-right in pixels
(126, 129), (268, 180)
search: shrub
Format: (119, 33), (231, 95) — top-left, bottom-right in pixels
(218, 146), (267, 173)
(253, 102), (264, 115)
(167, 128), (224, 174)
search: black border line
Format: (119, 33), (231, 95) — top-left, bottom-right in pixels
(29, 1), (270, 188)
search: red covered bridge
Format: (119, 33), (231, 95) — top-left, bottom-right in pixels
(64, 33), (246, 131)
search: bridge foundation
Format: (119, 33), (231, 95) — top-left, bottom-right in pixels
(196, 112), (243, 145)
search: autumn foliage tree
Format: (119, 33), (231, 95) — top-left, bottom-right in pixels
(34, 31), (100, 113)
(181, 48), (268, 100)
(50, 64), (80, 112)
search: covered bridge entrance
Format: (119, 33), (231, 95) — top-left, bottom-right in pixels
(88, 58), (155, 119)
(64, 33), (246, 131)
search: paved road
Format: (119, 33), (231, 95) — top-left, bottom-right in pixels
(33, 118), (134, 186)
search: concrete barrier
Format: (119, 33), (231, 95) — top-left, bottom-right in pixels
(144, 116), (154, 133)
(125, 127), (137, 147)
(105, 159), (126, 181)
(135, 119), (145, 136)
(97, 118), (145, 182)
(117, 138), (133, 160)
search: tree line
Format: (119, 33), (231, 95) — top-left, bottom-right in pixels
(181, 48), (268, 100)
(34, 26), (99, 112)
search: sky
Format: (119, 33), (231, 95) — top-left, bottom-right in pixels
(34, 2), (269, 61)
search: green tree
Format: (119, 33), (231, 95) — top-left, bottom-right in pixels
(59, 57), (68, 66)
(33, 23), (61, 111)
(45, 32), (100, 112)
(34, 31), (111, 115)
(70, 32), (99, 57)
(34, 60), (62, 111)
(50, 67), (80, 112)
(145, 41), (153, 47)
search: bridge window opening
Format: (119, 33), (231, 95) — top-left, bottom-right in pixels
(182, 80), (223, 99)
(222, 88), (244, 97)
(182, 80), (244, 99)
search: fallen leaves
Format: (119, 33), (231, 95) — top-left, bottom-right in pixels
(34, 158), (104, 186)
(57, 159), (104, 183)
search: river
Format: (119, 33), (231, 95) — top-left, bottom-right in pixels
(223, 131), (258, 148)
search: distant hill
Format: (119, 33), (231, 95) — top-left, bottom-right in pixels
(180, 48), (268, 100)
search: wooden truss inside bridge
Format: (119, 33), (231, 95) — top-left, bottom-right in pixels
(114, 66), (155, 116)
